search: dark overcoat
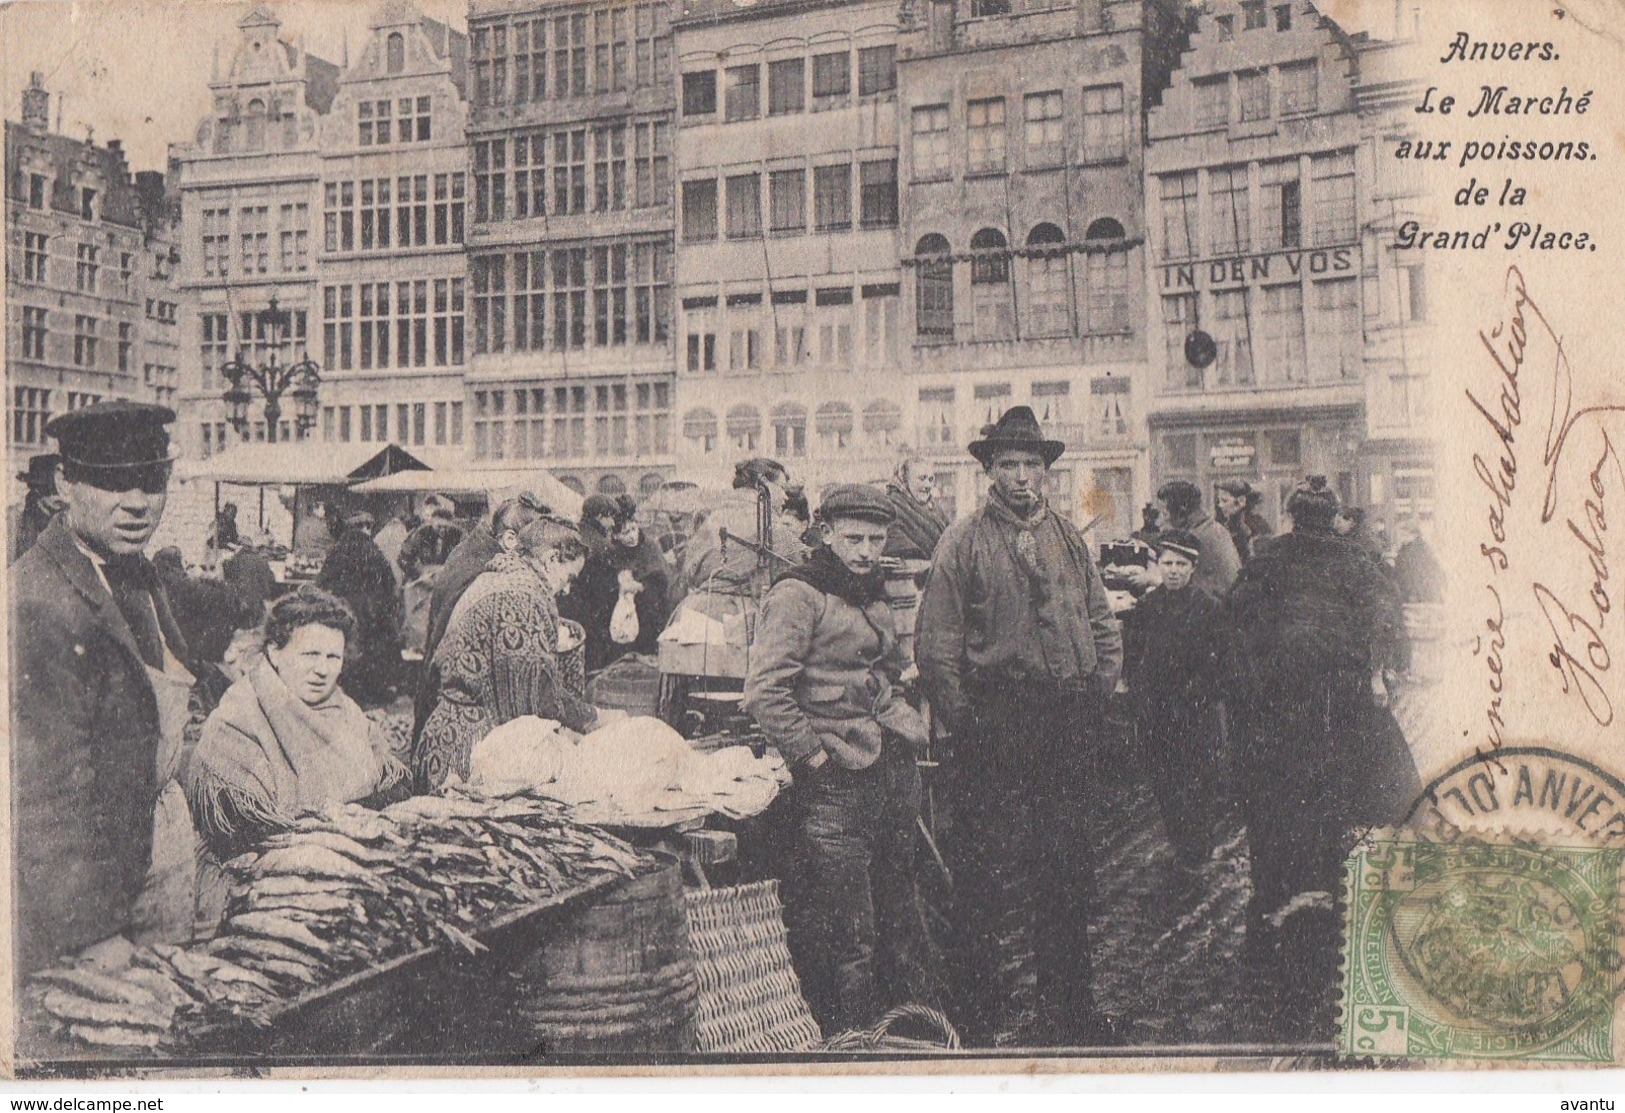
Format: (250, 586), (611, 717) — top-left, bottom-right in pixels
(9, 516), (183, 972)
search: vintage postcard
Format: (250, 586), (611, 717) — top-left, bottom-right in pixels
(3, 0), (1624, 1081)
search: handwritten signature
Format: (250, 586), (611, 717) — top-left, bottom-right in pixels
(1470, 265), (1620, 761)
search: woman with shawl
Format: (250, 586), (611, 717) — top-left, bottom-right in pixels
(414, 515), (598, 791)
(184, 586), (409, 860)
(883, 452), (950, 563)
(569, 495), (673, 671)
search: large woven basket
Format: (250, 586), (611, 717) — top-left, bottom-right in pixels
(683, 881), (822, 1053)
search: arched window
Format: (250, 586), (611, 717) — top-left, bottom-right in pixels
(815, 401), (854, 452)
(386, 32), (406, 74)
(914, 234), (953, 340)
(771, 402), (807, 458)
(970, 228), (1014, 341)
(970, 227), (1009, 284)
(1026, 223), (1072, 337)
(1084, 217), (1130, 333)
(683, 407), (718, 453)
(244, 98), (267, 152)
(726, 404), (761, 452)
(862, 399), (902, 448)
(597, 474), (627, 496)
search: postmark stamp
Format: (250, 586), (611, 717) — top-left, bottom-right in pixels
(1341, 833), (1622, 1062)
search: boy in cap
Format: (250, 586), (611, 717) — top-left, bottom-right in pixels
(744, 483), (943, 1035)
(10, 402), (200, 974)
(1121, 529), (1230, 880)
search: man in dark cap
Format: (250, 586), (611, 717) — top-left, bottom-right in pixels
(916, 405), (1123, 1046)
(10, 401), (201, 974)
(744, 484), (943, 1035)
(9, 453), (66, 563)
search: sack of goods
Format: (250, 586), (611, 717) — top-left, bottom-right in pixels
(470, 715), (787, 826)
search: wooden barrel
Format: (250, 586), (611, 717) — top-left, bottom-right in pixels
(508, 855), (698, 1055)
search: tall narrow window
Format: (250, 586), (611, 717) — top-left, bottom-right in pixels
(1080, 84), (1126, 161)
(1311, 151), (1356, 245)
(725, 173), (762, 238)
(915, 234), (953, 340)
(813, 163), (851, 232)
(1261, 283), (1306, 382)
(244, 98), (267, 151)
(1024, 91), (1064, 165)
(1237, 70), (1270, 121)
(386, 31), (405, 73)
(768, 58), (804, 115)
(724, 64), (759, 121)
(970, 228), (1014, 342)
(1212, 289), (1254, 386)
(911, 105), (951, 179)
(769, 168), (805, 233)
(859, 159), (897, 228)
(1262, 158), (1301, 248)
(682, 178), (717, 241)
(966, 97), (1006, 173)
(1159, 172), (1198, 260)
(1209, 165), (1250, 255)
(1025, 223), (1070, 337)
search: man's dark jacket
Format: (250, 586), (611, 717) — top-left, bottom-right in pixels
(10, 516), (188, 973)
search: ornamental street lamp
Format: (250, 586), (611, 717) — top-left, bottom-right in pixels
(221, 295), (321, 444)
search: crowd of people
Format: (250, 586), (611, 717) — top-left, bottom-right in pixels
(10, 398), (1442, 1050)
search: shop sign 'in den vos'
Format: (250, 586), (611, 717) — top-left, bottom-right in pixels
(1158, 246), (1358, 291)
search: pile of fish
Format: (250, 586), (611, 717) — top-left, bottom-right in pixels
(27, 791), (649, 1052)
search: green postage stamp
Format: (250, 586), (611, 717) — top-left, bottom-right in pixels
(1341, 835), (1624, 1062)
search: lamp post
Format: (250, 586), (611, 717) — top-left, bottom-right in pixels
(220, 296), (321, 444)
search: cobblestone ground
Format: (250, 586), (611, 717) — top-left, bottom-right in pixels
(1079, 715), (1337, 1051)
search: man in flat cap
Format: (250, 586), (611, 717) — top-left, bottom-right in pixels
(745, 483), (942, 1035)
(10, 401), (200, 975)
(916, 405), (1123, 1046)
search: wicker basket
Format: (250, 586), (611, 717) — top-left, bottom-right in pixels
(822, 1004), (961, 1052)
(683, 881), (822, 1053)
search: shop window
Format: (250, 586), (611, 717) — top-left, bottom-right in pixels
(727, 404), (761, 452)
(684, 407), (718, 453)
(863, 398), (902, 448)
(815, 401), (854, 451)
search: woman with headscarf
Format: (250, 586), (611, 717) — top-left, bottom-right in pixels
(185, 587), (409, 861)
(569, 495), (673, 671)
(883, 451), (950, 563)
(414, 515), (597, 790)
(1226, 476), (1420, 1015)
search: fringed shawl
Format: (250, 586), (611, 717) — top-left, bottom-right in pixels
(186, 659), (403, 848)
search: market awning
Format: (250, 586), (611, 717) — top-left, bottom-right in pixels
(176, 442), (432, 486)
(351, 463), (584, 520)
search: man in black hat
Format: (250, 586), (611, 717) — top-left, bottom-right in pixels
(916, 405), (1123, 1046)
(10, 401), (199, 975)
(744, 484), (943, 1035)
(9, 453), (66, 563)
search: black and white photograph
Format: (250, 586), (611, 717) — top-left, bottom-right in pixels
(22, 0), (1606, 1080)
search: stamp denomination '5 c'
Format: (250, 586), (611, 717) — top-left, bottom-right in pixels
(1342, 835), (1622, 1062)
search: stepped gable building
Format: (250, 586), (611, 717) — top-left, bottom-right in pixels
(1144, 0), (1431, 531)
(463, 0), (678, 499)
(174, 4), (339, 456)
(894, 0), (1186, 528)
(315, 0), (472, 455)
(671, 0), (907, 496)
(6, 73), (183, 492)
